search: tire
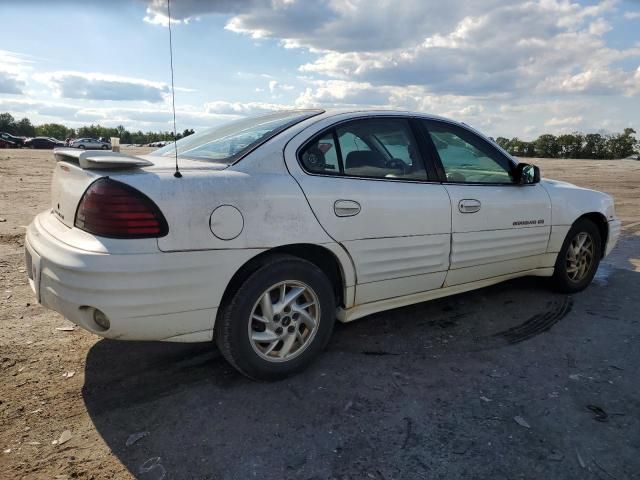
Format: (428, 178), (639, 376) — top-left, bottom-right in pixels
(215, 254), (336, 380)
(551, 218), (602, 293)
(101, 145), (108, 150)
(78, 145), (85, 149)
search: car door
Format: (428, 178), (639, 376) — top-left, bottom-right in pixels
(285, 115), (452, 306)
(418, 119), (552, 286)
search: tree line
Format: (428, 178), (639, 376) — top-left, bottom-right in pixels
(0, 112), (195, 145)
(494, 128), (637, 159)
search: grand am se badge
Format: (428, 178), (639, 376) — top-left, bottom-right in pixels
(513, 219), (545, 226)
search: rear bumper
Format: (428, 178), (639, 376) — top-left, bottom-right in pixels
(605, 218), (621, 257)
(25, 212), (262, 342)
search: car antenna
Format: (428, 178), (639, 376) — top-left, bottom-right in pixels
(167, 0), (182, 178)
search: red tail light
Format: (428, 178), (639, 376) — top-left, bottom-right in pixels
(75, 178), (168, 238)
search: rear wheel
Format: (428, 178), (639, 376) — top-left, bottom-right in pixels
(551, 218), (602, 293)
(215, 255), (336, 380)
(101, 145), (109, 150)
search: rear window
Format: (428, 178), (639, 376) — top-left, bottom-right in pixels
(151, 110), (323, 164)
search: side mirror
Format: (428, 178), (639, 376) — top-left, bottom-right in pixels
(514, 163), (540, 184)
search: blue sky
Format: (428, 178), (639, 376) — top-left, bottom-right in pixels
(0, 0), (639, 139)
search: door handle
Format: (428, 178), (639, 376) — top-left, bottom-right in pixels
(458, 199), (481, 213)
(334, 200), (361, 217)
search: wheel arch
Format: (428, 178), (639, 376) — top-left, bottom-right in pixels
(575, 212), (608, 258)
(217, 243), (353, 325)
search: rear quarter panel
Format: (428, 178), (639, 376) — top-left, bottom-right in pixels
(111, 137), (336, 253)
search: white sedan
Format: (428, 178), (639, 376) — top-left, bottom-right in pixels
(25, 109), (620, 379)
(70, 138), (111, 150)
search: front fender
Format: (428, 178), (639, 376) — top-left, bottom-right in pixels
(540, 179), (618, 256)
(540, 179), (615, 225)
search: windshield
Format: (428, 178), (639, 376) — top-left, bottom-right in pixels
(151, 110), (323, 164)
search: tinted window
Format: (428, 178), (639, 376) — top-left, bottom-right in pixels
(338, 131), (371, 161)
(339, 119), (426, 180)
(423, 121), (514, 184)
(299, 118), (428, 181)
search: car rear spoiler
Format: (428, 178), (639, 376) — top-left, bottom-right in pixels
(53, 148), (153, 170)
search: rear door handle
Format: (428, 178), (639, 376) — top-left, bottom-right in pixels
(458, 199), (481, 213)
(334, 199), (361, 217)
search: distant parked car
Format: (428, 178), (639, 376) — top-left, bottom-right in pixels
(146, 141), (171, 147)
(70, 138), (111, 150)
(23, 137), (65, 149)
(0, 132), (25, 147)
(0, 138), (17, 148)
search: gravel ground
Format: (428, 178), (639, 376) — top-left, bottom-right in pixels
(0, 148), (639, 479)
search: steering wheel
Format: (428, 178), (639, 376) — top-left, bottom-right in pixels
(385, 158), (407, 174)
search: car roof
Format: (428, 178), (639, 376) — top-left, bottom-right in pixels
(269, 108), (476, 142)
(313, 108), (455, 123)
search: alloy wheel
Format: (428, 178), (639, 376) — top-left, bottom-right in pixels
(248, 280), (320, 362)
(565, 231), (595, 282)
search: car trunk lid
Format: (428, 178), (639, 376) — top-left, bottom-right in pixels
(51, 148), (229, 229)
(51, 161), (103, 228)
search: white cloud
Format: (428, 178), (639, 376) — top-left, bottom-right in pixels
(0, 97), (230, 130)
(204, 100), (292, 116)
(293, 79), (490, 122)
(297, 2), (636, 97)
(545, 116), (584, 127)
(0, 50), (33, 95)
(34, 71), (170, 102)
(624, 11), (640, 19)
(267, 79), (296, 95)
(224, 0), (515, 53)
(588, 18), (612, 35)
(0, 71), (25, 94)
(0, 49), (33, 71)
(150, 0), (638, 102)
(539, 66), (640, 96)
(144, 0), (258, 26)
(295, 80), (395, 107)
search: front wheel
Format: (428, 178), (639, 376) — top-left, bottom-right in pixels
(101, 145), (109, 150)
(551, 218), (602, 293)
(78, 145), (85, 149)
(215, 255), (336, 380)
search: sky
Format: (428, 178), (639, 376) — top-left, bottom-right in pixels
(0, 0), (639, 139)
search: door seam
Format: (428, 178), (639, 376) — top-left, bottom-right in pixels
(443, 185), (454, 288)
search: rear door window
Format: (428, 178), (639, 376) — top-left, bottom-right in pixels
(299, 118), (428, 181)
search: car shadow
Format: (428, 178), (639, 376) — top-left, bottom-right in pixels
(82, 262), (639, 479)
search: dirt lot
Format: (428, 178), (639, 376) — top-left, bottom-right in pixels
(1, 148), (639, 479)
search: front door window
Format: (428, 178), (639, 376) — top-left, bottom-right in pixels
(423, 121), (515, 184)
